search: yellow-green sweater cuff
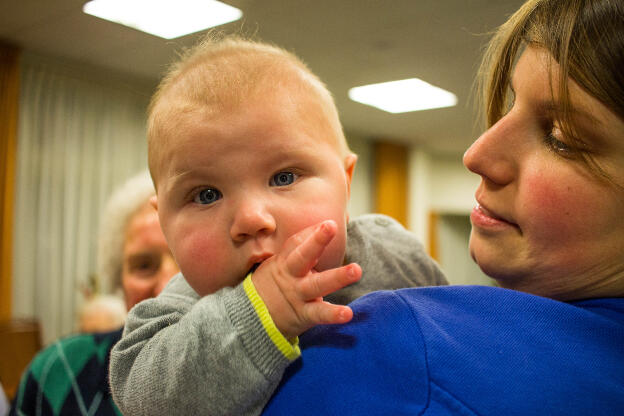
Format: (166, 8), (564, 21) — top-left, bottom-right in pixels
(243, 274), (300, 361)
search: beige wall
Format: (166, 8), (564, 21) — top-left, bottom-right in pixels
(345, 133), (373, 218)
(407, 149), (480, 246)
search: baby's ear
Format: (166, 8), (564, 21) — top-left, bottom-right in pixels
(149, 195), (158, 211)
(344, 153), (358, 193)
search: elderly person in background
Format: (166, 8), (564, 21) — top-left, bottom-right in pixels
(10, 170), (178, 416)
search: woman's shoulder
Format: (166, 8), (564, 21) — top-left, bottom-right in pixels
(391, 285), (624, 321)
(268, 287), (624, 415)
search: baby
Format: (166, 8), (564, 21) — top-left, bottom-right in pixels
(109, 34), (447, 415)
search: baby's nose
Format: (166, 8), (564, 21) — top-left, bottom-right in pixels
(230, 197), (276, 242)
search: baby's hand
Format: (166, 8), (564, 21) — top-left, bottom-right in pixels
(251, 220), (362, 340)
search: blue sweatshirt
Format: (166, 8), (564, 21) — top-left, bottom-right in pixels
(263, 286), (624, 415)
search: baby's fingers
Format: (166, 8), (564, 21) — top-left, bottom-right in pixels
(285, 220), (337, 277)
(303, 302), (354, 326)
(298, 263), (362, 300)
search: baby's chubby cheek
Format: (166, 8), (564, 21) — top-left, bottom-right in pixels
(173, 233), (228, 295)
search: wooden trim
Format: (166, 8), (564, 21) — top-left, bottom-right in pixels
(0, 318), (41, 400)
(0, 42), (20, 320)
(373, 141), (408, 227)
(428, 211), (440, 262)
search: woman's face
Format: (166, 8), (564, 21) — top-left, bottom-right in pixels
(463, 46), (624, 300)
(121, 203), (179, 310)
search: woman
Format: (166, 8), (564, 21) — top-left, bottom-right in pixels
(10, 171), (179, 416)
(263, 1), (624, 414)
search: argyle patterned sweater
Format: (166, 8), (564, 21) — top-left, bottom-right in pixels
(10, 329), (122, 416)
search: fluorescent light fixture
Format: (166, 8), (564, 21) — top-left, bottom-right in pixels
(348, 78), (457, 113)
(83, 0), (242, 39)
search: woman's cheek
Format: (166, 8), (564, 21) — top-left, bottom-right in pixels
(523, 173), (597, 240)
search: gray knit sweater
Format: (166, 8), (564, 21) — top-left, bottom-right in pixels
(109, 214), (447, 415)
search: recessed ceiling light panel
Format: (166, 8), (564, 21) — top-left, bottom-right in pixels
(348, 78), (457, 113)
(83, 0), (243, 39)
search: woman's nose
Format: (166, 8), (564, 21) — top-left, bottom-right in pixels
(463, 116), (517, 186)
(230, 197), (276, 242)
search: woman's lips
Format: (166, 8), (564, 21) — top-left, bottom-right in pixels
(470, 204), (517, 229)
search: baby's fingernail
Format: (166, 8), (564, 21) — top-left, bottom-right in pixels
(320, 221), (331, 234)
(347, 263), (360, 278)
(339, 308), (352, 322)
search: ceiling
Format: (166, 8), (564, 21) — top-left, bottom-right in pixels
(0, 0), (525, 156)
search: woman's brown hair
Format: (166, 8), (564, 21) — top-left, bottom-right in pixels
(478, 0), (624, 181)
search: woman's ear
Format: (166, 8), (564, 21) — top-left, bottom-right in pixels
(344, 153), (358, 197)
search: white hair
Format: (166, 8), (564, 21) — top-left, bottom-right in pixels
(97, 170), (155, 294)
(78, 294), (127, 332)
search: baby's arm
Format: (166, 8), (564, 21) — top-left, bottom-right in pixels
(252, 220), (362, 340)
(110, 276), (292, 416)
(109, 221), (360, 416)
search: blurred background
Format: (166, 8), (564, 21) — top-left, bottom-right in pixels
(0, 0), (524, 356)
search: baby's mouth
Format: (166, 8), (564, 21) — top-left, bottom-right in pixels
(248, 263), (261, 275)
(246, 253), (273, 276)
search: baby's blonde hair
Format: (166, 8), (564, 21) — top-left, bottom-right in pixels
(147, 33), (349, 188)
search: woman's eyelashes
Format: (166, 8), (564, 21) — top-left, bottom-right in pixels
(194, 187), (222, 205)
(270, 171), (298, 187)
(505, 87), (516, 115)
(544, 131), (572, 155)
(543, 124), (586, 158)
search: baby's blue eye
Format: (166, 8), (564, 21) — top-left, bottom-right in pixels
(270, 172), (296, 187)
(194, 188), (222, 205)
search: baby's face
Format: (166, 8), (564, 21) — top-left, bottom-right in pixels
(153, 93), (355, 296)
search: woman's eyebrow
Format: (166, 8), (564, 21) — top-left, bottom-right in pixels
(540, 101), (600, 127)
(541, 100), (616, 152)
(509, 74), (599, 126)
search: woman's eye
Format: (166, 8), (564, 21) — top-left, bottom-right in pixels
(270, 172), (297, 187)
(500, 82), (516, 116)
(544, 132), (572, 156)
(194, 188), (222, 205)
(505, 89), (516, 115)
